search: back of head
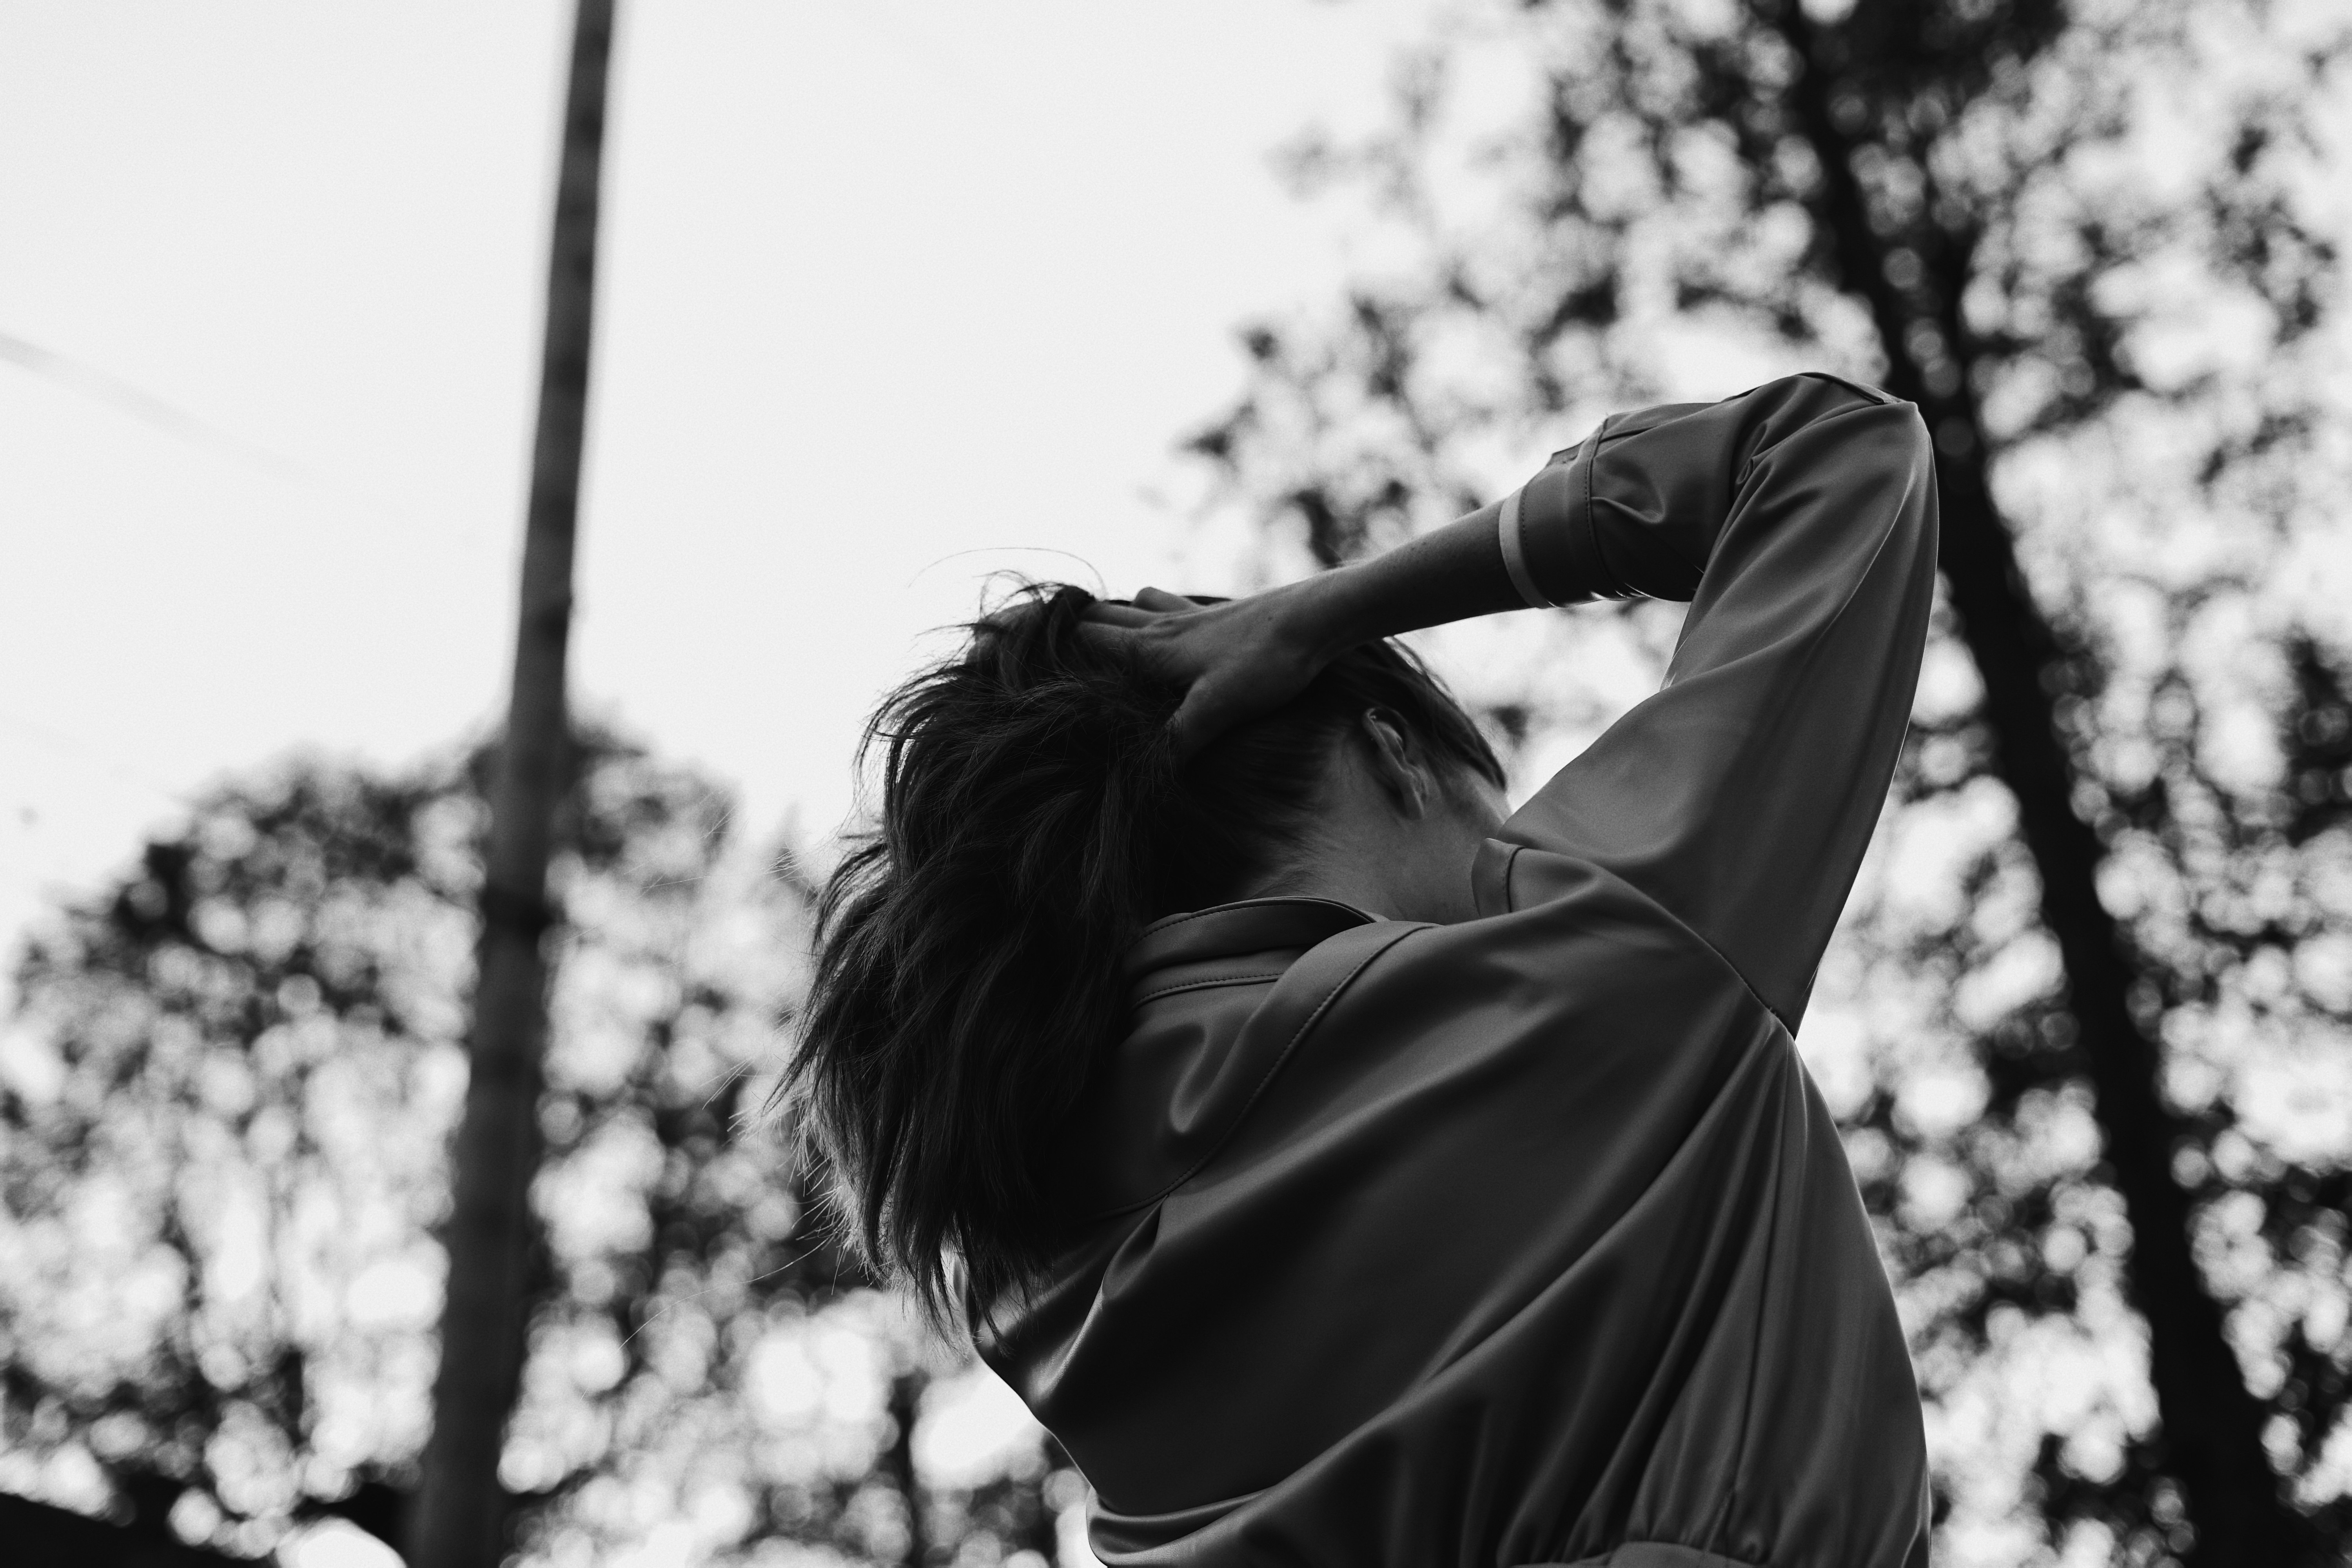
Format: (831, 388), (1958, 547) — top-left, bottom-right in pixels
(785, 582), (1500, 1336)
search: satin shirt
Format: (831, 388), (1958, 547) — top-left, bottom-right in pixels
(978, 374), (1941, 1568)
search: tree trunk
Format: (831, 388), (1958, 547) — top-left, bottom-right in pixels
(1771, 6), (2312, 1562)
(0, 1490), (244, 1568)
(411, 4), (616, 1565)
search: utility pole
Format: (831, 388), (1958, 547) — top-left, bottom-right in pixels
(412, 3), (616, 1563)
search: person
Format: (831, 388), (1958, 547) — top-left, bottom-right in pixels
(789, 372), (1940, 1567)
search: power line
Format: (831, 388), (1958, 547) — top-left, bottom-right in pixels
(0, 328), (302, 478)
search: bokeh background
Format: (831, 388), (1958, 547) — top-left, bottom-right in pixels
(4, 2), (2351, 1565)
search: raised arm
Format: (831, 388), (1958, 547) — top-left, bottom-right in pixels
(1483, 373), (1937, 1026)
(1089, 372), (1936, 1025)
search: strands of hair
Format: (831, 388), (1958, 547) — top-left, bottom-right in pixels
(783, 582), (1501, 1338)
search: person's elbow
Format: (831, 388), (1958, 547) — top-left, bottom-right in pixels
(1874, 400), (1937, 538)
(1809, 389), (1936, 543)
(1783, 384), (1939, 573)
(1746, 372), (1930, 478)
(1860, 401), (1941, 606)
(1881, 397), (1936, 484)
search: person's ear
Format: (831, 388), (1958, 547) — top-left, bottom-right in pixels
(1359, 708), (1433, 818)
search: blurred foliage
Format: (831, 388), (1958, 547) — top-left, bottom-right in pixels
(1182, 0), (2352, 1562)
(1837, 617), (2352, 1559)
(0, 731), (1069, 1566)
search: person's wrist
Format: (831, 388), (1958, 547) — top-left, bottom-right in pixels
(1286, 566), (1378, 664)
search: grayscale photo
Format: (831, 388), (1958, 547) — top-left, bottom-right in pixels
(2, 4), (2348, 1567)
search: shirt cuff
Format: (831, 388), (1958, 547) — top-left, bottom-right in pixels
(1519, 416), (1621, 605)
(1497, 486), (1555, 610)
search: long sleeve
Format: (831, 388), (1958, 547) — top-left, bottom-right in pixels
(1479, 372), (1938, 1029)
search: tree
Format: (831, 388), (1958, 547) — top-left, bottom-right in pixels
(415, 0), (618, 1561)
(1184, 0), (2350, 1561)
(0, 734), (1071, 1565)
(1, 1489), (243, 1567)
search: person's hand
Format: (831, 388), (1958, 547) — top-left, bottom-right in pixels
(1082, 580), (1347, 760)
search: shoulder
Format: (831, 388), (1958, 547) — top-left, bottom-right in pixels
(1323, 853), (1777, 1058)
(1206, 865), (1782, 1171)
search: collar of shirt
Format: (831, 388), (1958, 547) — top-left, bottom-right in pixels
(1122, 896), (1376, 989)
(1052, 898), (1397, 1222)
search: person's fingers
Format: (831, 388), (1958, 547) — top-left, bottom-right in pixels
(1165, 699), (1203, 762)
(1132, 586), (1199, 613)
(1165, 674), (1237, 761)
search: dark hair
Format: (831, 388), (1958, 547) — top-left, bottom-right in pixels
(785, 582), (1502, 1334)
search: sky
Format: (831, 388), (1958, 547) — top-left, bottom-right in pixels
(0, 0), (1431, 974)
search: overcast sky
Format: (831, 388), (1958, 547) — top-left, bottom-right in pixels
(0, 0), (1428, 970)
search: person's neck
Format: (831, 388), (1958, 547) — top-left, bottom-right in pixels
(1226, 742), (1499, 926)
(1232, 855), (1396, 921)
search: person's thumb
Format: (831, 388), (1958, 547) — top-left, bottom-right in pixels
(1166, 675), (1230, 762)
